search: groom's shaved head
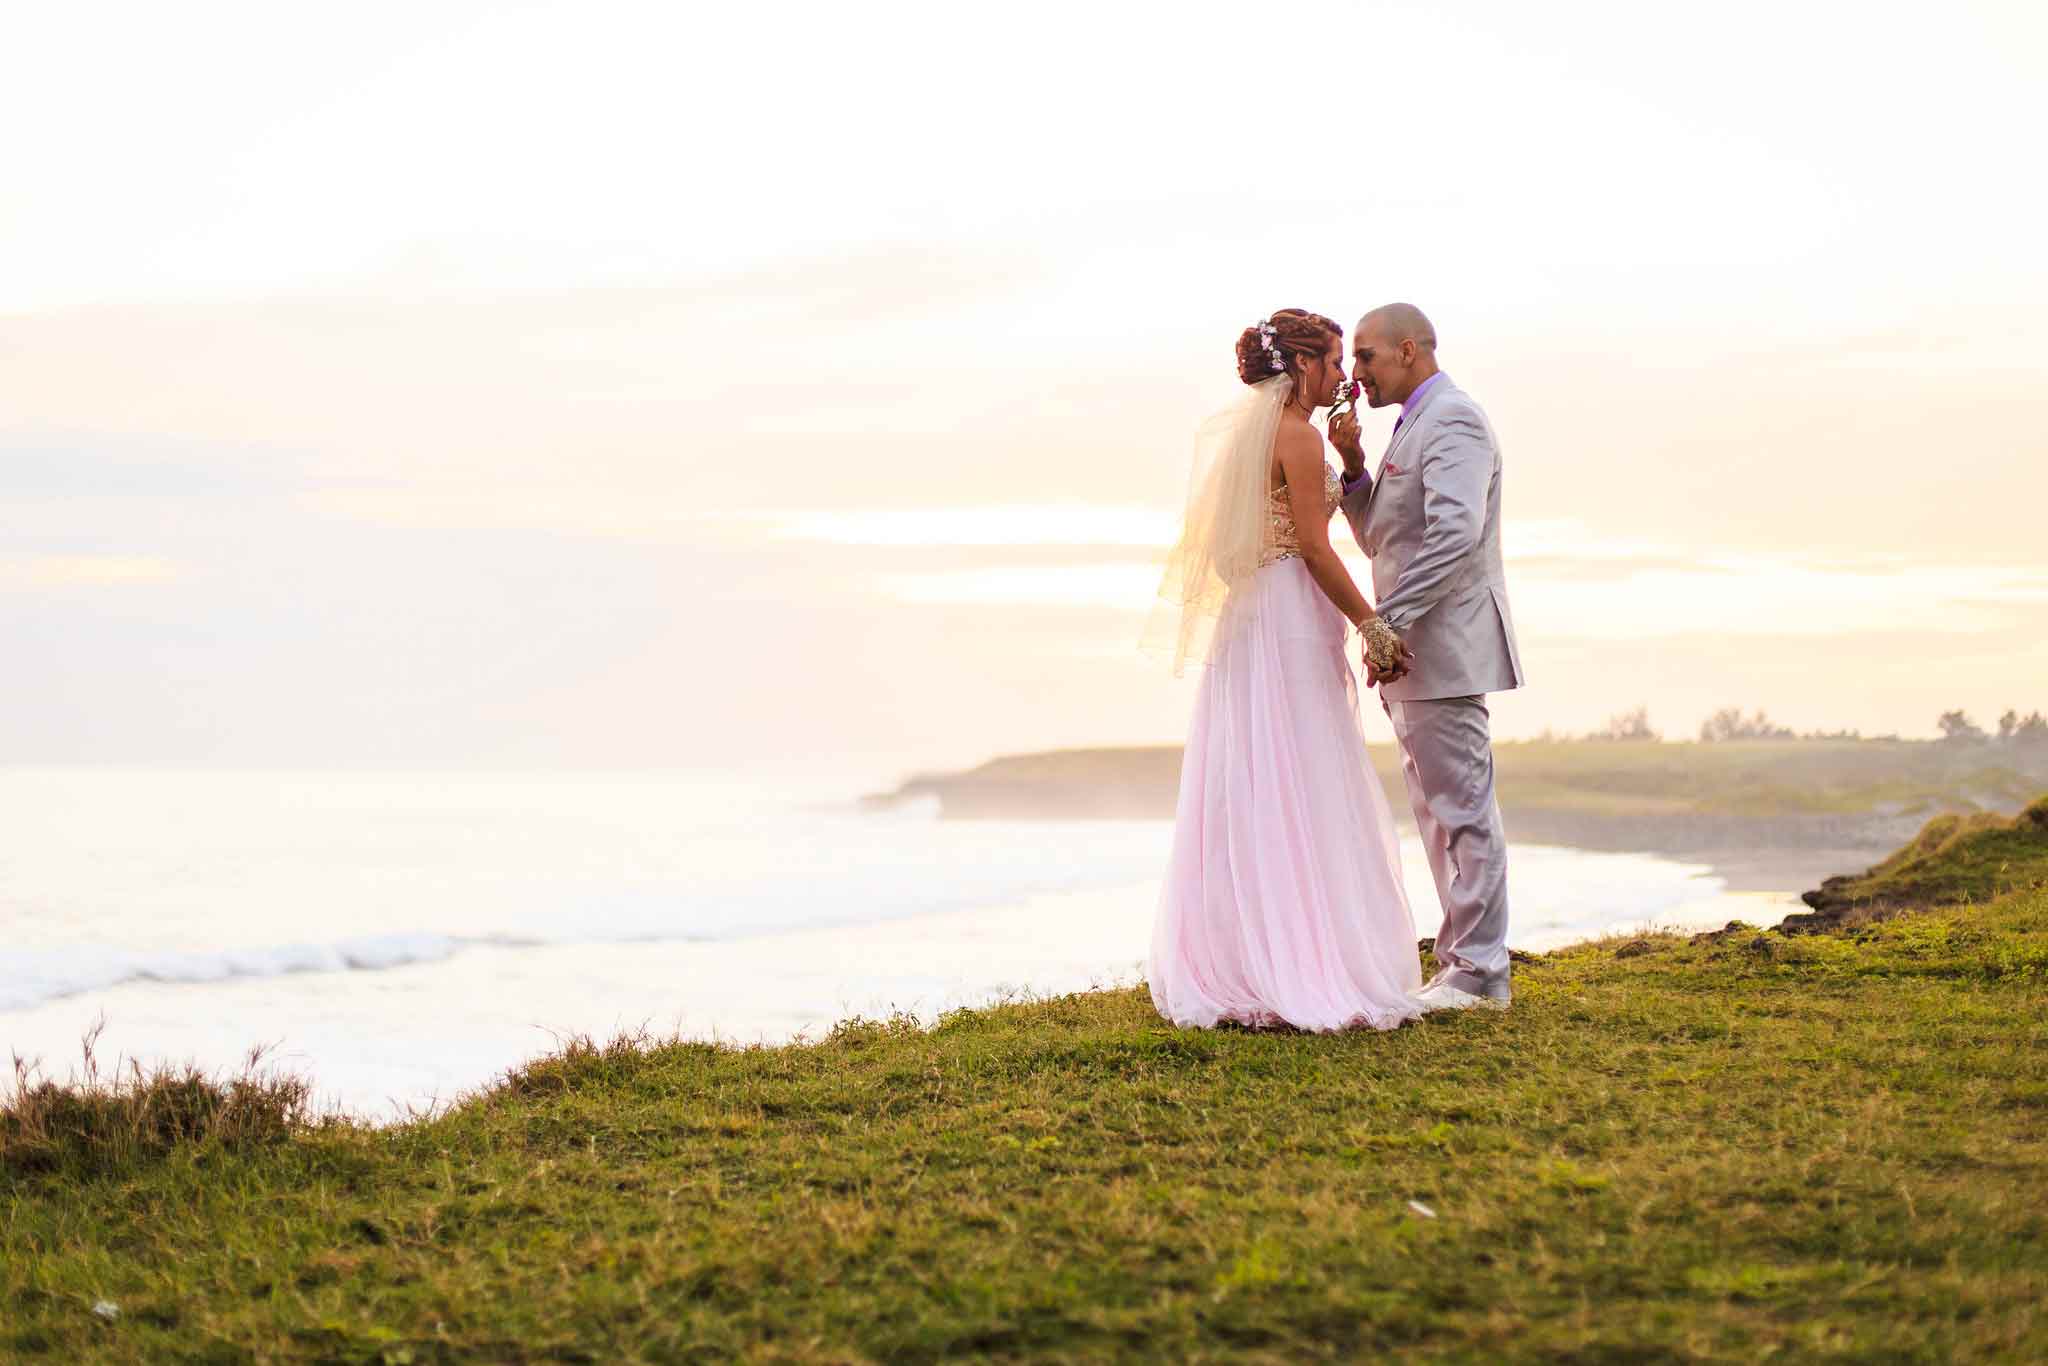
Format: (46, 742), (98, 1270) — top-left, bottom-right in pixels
(1355, 302), (1436, 351)
(1350, 302), (1441, 409)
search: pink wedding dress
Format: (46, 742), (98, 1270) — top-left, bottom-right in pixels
(1148, 463), (1426, 1032)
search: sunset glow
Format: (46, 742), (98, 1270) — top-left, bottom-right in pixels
(3, 0), (2041, 771)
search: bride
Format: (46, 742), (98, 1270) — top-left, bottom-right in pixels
(1147, 308), (1425, 1032)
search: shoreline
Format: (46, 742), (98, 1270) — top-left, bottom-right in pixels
(12, 850), (2046, 1359)
(1, 848), (1794, 1128)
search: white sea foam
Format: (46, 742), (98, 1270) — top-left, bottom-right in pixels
(0, 933), (550, 1012)
(0, 768), (1802, 1122)
(0, 774), (1802, 1130)
(0, 769), (1173, 1012)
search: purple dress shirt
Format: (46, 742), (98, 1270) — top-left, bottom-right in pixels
(1341, 370), (1448, 496)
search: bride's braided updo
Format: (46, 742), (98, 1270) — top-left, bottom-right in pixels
(1234, 309), (1341, 386)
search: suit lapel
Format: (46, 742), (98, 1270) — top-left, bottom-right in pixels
(1368, 379), (1455, 503)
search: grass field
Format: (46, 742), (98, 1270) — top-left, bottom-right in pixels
(6, 809), (2048, 1362)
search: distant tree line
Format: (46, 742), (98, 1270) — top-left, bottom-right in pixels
(1574, 705), (1820, 744)
(1698, 707), (1792, 742)
(1550, 704), (2047, 745)
(1588, 705), (1660, 743)
(1937, 709), (2048, 746)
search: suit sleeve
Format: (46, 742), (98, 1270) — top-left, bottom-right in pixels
(1373, 407), (1491, 632)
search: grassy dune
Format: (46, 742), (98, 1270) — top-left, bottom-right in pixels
(6, 812), (2048, 1362)
(1790, 798), (2048, 927)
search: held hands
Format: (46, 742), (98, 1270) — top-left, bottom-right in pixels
(1364, 639), (1416, 688)
(1377, 640), (1417, 687)
(1359, 617), (1415, 688)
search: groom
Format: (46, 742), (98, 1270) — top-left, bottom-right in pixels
(1330, 303), (1525, 1012)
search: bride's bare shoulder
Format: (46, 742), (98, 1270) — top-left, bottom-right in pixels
(1273, 417), (1325, 464)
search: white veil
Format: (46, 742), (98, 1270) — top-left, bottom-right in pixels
(1144, 372), (1292, 675)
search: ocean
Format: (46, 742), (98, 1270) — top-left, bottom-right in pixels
(0, 768), (1795, 1125)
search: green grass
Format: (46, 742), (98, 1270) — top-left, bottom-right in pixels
(7, 820), (2048, 1362)
(1795, 796), (2048, 922)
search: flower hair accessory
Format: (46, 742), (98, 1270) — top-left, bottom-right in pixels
(1256, 318), (1285, 372)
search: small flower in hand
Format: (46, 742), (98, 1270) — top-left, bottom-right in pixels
(1330, 379), (1361, 421)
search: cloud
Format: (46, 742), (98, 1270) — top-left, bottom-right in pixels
(0, 430), (316, 497)
(860, 544), (2048, 643)
(0, 555), (179, 588)
(766, 504), (1177, 549)
(876, 564), (1164, 609)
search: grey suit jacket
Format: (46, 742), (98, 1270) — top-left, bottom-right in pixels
(1340, 376), (1524, 703)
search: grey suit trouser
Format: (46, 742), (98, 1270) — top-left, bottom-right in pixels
(1382, 694), (1511, 997)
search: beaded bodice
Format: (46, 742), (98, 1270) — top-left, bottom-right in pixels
(1258, 462), (1344, 567)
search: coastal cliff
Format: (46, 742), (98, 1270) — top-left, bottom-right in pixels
(866, 738), (2048, 889)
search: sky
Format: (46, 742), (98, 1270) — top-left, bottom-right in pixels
(3, 0), (2044, 778)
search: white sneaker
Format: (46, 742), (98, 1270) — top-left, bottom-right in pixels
(1414, 982), (1509, 1013)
